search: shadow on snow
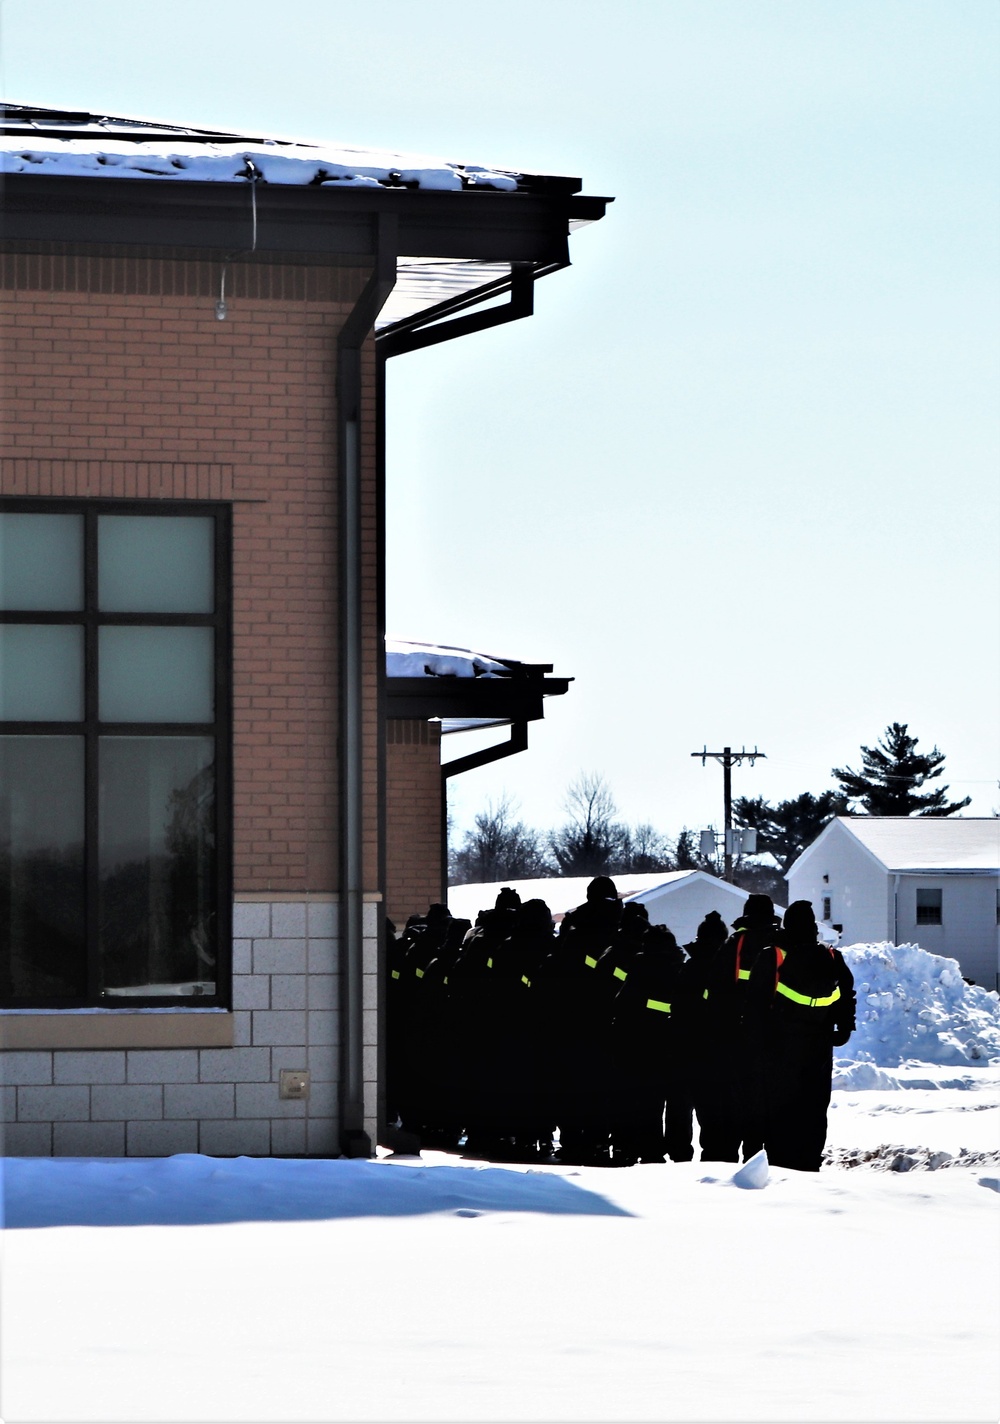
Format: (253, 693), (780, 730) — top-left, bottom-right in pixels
(1, 1154), (634, 1228)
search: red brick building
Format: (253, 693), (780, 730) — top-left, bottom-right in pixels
(0, 105), (608, 1156)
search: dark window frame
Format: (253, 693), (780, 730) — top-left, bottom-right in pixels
(0, 496), (232, 1009)
(915, 887), (943, 926)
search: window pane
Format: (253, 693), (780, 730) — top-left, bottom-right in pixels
(916, 888), (942, 925)
(0, 625), (84, 721)
(0, 736), (86, 1002)
(0, 513), (83, 611)
(98, 737), (216, 997)
(99, 627), (213, 722)
(99, 515), (214, 613)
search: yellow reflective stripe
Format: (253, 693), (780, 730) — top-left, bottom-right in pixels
(646, 998), (671, 1013)
(613, 967), (627, 982)
(487, 957), (493, 969)
(443, 976), (449, 986)
(391, 970), (400, 980)
(521, 975), (531, 988)
(775, 982), (841, 1008)
(737, 969), (751, 981)
(702, 989), (709, 1000)
(585, 955), (598, 969)
(415, 967), (424, 979)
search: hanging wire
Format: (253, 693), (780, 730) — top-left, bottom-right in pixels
(216, 160), (260, 320)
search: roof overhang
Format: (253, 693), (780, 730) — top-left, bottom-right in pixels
(0, 174), (610, 267)
(386, 673), (570, 725)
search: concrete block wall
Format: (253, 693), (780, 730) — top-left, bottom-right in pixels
(1, 900), (380, 1157)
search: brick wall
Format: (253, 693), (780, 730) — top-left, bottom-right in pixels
(385, 719), (443, 926)
(0, 249), (380, 893)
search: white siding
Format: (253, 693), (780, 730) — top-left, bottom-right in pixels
(895, 874), (1000, 990)
(786, 822), (892, 945)
(635, 878), (757, 944)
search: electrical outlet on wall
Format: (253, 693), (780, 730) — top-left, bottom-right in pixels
(278, 1069), (310, 1100)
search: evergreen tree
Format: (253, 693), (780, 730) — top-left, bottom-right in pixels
(832, 723), (971, 817)
(734, 790), (849, 873)
(673, 828), (717, 875)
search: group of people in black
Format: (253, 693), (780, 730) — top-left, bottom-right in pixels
(386, 879), (856, 1172)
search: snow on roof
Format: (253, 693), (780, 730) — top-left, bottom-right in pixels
(0, 104), (576, 194)
(447, 873), (676, 923)
(836, 818), (999, 873)
(386, 639), (510, 679)
(0, 133), (523, 191)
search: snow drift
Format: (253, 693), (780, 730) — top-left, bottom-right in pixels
(837, 941), (1000, 1075)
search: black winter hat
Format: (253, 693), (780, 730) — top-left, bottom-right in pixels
(695, 910), (728, 947)
(783, 900), (818, 936)
(621, 901), (650, 931)
(495, 887), (522, 911)
(518, 898), (553, 934)
(742, 894), (774, 924)
(587, 875), (619, 903)
(426, 902), (451, 922)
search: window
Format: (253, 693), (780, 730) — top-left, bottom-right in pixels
(822, 897), (831, 921)
(1, 502), (230, 1007)
(915, 888), (943, 926)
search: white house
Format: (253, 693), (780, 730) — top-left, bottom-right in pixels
(786, 818), (1000, 989)
(624, 871), (782, 945)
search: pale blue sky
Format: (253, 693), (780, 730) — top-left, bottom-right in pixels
(3, 0), (997, 841)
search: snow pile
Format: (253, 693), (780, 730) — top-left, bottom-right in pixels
(836, 941), (1000, 1076)
(0, 136), (521, 191)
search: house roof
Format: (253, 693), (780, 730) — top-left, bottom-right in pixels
(626, 870), (761, 905)
(0, 105), (611, 334)
(792, 817), (1000, 875)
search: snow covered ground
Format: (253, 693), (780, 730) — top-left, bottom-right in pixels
(2, 943), (999, 1423)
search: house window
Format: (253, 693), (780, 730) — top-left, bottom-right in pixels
(915, 888), (943, 926)
(1, 502), (230, 1007)
(822, 897), (832, 921)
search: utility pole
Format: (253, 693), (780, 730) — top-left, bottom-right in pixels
(691, 745), (767, 881)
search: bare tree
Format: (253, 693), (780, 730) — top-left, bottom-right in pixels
(549, 772), (629, 877)
(449, 795), (553, 885)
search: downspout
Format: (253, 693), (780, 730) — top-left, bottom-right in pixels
(337, 212), (397, 1157)
(893, 873), (900, 945)
(439, 721), (529, 903)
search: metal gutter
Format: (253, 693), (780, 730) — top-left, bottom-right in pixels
(0, 175), (607, 264)
(337, 211), (397, 1159)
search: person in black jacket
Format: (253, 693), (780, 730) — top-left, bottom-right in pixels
(396, 902), (470, 1147)
(744, 900), (856, 1171)
(449, 888), (522, 1154)
(543, 876), (623, 1165)
(480, 897), (556, 1160)
(609, 920), (687, 1164)
(698, 894), (781, 1161)
(673, 910), (729, 1160)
